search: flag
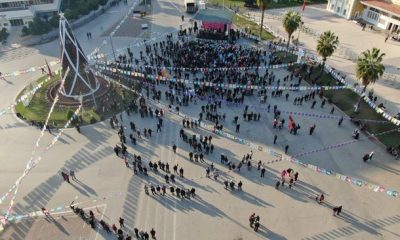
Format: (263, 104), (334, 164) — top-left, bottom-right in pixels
(302, 0), (307, 11)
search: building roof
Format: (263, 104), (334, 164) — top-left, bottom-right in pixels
(360, 0), (400, 17)
(193, 9), (234, 24)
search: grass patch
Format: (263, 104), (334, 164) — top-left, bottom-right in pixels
(233, 14), (275, 40)
(208, 0), (327, 10)
(293, 64), (400, 147)
(274, 50), (297, 64)
(15, 75), (135, 126)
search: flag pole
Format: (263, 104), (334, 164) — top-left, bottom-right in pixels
(297, 0), (306, 45)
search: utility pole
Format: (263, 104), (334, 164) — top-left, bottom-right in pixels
(297, 21), (304, 45)
(109, 35), (117, 62)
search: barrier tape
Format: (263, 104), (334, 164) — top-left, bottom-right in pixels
(0, 105), (82, 220)
(0, 60), (60, 78)
(0, 191), (123, 225)
(98, 66), (353, 91)
(0, 77), (51, 117)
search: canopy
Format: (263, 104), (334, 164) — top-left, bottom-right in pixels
(193, 9), (234, 24)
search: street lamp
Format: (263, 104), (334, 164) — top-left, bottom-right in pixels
(109, 35), (117, 62)
(296, 21), (304, 45)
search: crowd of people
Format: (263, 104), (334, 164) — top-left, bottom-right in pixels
(56, 31), (375, 238)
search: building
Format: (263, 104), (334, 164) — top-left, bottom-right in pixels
(327, 0), (400, 32)
(0, 0), (61, 29)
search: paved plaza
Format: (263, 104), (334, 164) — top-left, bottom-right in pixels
(0, 1), (400, 240)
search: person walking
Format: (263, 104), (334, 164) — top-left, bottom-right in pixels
(333, 205), (342, 216)
(179, 167), (184, 177)
(309, 124), (316, 135)
(238, 181), (243, 190)
(273, 135), (277, 144)
(311, 100), (316, 109)
(338, 116), (343, 126)
(61, 171), (70, 183)
(363, 151), (374, 162)
(285, 145), (289, 154)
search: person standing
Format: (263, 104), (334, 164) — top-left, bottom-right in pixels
(338, 116), (343, 126)
(260, 168), (265, 178)
(273, 135), (277, 144)
(70, 170), (76, 180)
(254, 221), (260, 231)
(285, 145), (289, 154)
(150, 228), (156, 239)
(173, 144), (177, 153)
(119, 217), (125, 228)
(134, 228), (139, 238)
(238, 181), (243, 190)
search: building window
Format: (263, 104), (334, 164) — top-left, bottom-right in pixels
(337, 6), (341, 13)
(331, 3), (334, 10)
(367, 10), (379, 21)
(379, 18), (386, 24)
(343, 9), (347, 15)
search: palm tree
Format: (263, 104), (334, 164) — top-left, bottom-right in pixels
(316, 31), (339, 76)
(257, 0), (272, 40)
(282, 11), (301, 50)
(354, 48), (385, 112)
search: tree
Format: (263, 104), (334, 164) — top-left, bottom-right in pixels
(282, 11), (301, 50)
(27, 17), (52, 35)
(354, 48), (385, 112)
(316, 31), (339, 76)
(257, 0), (272, 40)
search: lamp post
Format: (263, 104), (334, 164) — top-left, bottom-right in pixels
(297, 21), (304, 45)
(109, 35), (117, 62)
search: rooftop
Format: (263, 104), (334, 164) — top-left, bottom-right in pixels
(361, 0), (400, 17)
(193, 9), (234, 24)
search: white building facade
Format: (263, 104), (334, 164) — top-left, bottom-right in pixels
(0, 0), (60, 29)
(327, 0), (400, 32)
